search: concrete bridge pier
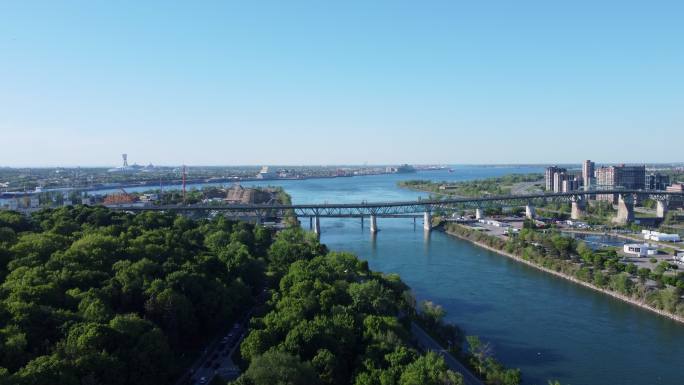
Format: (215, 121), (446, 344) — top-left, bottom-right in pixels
(656, 200), (668, 219)
(525, 203), (536, 219)
(475, 207), (484, 220)
(613, 194), (634, 224)
(369, 214), (378, 233)
(571, 196), (586, 220)
(423, 211), (432, 231)
(309, 217), (313, 230)
(313, 215), (321, 237)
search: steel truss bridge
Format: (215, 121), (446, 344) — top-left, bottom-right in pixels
(110, 189), (683, 218)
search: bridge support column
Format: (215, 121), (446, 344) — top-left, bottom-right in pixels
(525, 204), (536, 219)
(613, 194), (634, 224)
(313, 216), (320, 237)
(571, 196), (585, 220)
(423, 211), (432, 231)
(475, 207), (484, 220)
(369, 214), (378, 233)
(656, 200), (668, 219)
(309, 217), (313, 230)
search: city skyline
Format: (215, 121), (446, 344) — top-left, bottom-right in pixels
(2, 1), (683, 166)
(2, 158), (684, 169)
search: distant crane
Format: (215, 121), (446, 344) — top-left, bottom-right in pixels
(182, 165), (187, 203)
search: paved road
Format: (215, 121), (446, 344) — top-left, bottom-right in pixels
(411, 322), (484, 385)
(189, 324), (244, 384)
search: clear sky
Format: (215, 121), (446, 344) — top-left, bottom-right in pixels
(1, 1), (682, 167)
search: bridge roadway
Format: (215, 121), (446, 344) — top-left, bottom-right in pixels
(110, 189), (683, 217)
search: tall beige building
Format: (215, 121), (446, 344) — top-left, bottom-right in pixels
(582, 160), (595, 191)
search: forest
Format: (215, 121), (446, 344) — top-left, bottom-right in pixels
(0, 206), (469, 385)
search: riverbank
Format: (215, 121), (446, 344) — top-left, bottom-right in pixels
(443, 226), (684, 324)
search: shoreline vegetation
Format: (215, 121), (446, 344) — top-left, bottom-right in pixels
(398, 174), (543, 198)
(443, 224), (684, 324)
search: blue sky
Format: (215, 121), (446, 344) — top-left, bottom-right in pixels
(1, 1), (682, 167)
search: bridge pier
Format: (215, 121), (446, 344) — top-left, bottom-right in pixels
(369, 214), (378, 233)
(656, 200), (668, 219)
(475, 207), (484, 220)
(313, 215), (321, 237)
(571, 196), (585, 220)
(613, 194), (634, 224)
(423, 211), (432, 231)
(525, 204), (536, 219)
(309, 217), (313, 230)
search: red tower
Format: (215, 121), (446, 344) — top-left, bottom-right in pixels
(182, 165), (187, 203)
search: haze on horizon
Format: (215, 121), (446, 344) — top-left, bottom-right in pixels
(1, 1), (682, 167)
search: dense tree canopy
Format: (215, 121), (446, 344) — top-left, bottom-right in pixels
(236, 251), (463, 385)
(0, 206), (469, 385)
(0, 206), (274, 385)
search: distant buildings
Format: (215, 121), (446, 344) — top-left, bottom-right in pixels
(582, 160), (595, 191)
(646, 173), (670, 190)
(107, 154), (153, 173)
(545, 166), (565, 191)
(545, 161), (669, 200)
(544, 166), (579, 193)
(595, 164), (646, 202)
(666, 183), (684, 193)
(256, 166), (277, 179)
(616, 165), (645, 189)
(386, 164), (416, 174)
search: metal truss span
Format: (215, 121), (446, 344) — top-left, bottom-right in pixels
(110, 189), (684, 217)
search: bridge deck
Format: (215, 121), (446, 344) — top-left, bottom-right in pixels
(108, 189), (683, 217)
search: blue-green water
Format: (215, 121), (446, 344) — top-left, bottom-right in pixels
(95, 166), (684, 385)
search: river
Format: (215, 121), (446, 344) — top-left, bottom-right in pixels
(93, 166), (684, 385)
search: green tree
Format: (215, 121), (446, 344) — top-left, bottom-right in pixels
(398, 352), (462, 385)
(244, 351), (320, 385)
